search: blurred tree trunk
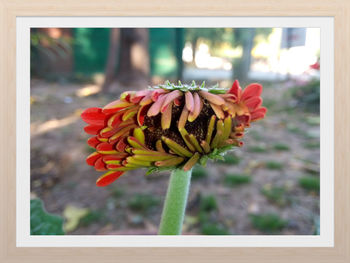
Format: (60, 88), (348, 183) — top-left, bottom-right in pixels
(103, 28), (150, 91)
(103, 28), (120, 90)
(234, 28), (256, 83)
(175, 28), (184, 80)
(117, 28), (150, 84)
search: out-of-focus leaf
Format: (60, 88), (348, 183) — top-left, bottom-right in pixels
(63, 205), (89, 232)
(30, 199), (64, 235)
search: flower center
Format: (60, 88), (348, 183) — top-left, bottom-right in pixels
(144, 99), (215, 151)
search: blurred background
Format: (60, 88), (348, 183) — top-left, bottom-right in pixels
(30, 27), (320, 235)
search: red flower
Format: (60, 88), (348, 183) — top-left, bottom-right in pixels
(82, 81), (267, 187)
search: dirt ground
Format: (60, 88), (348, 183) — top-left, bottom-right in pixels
(30, 79), (320, 235)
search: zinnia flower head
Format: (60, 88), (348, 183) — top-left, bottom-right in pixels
(81, 80), (267, 187)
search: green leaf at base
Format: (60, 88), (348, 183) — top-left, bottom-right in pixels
(30, 199), (64, 235)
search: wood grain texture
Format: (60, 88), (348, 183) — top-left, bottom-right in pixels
(0, 0), (349, 262)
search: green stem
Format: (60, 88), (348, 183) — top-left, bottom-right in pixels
(158, 168), (192, 235)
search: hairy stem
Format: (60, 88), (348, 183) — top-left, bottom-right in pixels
(158, 168), (192, 235)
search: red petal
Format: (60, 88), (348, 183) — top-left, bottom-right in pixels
(137, 104), (151, 126)
(106, 164), (123, 170)
(228, 80), (242, 99)
(99, 127), (118, 138)
(86, 152), (102, 166)
(107, 112), (123, 128)
(103, 154), (127, 162)
(241, 83), (262, 101)
(94, 157), (107, 171)
(116, 137), (128, 152)
(251, 107), (267, 121)
(87, 136), (101, 148)
(174, 97), (182, 106)
(244, 97), (262, 111)
(84, 125), (104, 135)
(96, 171), (124, 187)
(236, 114), (251, 125)
(102, 100), (133, 114)
(81, 107), (106, 125)
(96, 142), (115, 152)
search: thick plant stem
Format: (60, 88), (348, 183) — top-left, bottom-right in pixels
(158, 168), (192, 235)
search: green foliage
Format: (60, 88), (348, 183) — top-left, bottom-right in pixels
(197, 195), (230, 235)
(248, 145), (268, 153)
(305, 116), (320, 126)
(128, 194), (160, 213)
(303, 141), (320, 149)
(290, 79), (320, 113)
(265, 161), (284, 170)
(110, 188), (124, 198)
(299, 176), (320, 192)
(224, 174), (251, 187)
(192, 165), (208, 180)
(250, 213), (287, 233)
(261, 98), (277, 110)
(201, 223), (229, 235)
(30, 30), (72, 78)
(218, 154), (240, 165)
(73, 28), (110, 75)
(200, 195), (218, 212)
(272, 143), (290, 151)
(185, 28), (234, 49)
(30, 199), (64, 235)
(287, 123), (302, 134)
(79, 210), (103, 227)
(261, 186), (289, 206)
(149, 28), (182, 77)
(248, 130), (263, 140)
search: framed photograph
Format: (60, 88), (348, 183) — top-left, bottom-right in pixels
(1, 1), (349, 262)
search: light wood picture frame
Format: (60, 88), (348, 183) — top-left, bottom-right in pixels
(1, 0), (349, 262)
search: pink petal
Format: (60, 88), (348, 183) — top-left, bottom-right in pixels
(185, 91), (194, 112)
(151, 89), (167, 101)
(161, 102), (173, 130)
(199, 91), (225, 105)
(130, 90), (150, 103)
(188, 93), (201, 122)
(161, 90), (182, 113)
(147, 94), (166, 117)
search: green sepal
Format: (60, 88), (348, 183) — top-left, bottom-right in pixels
(199, 155), (209, 167)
